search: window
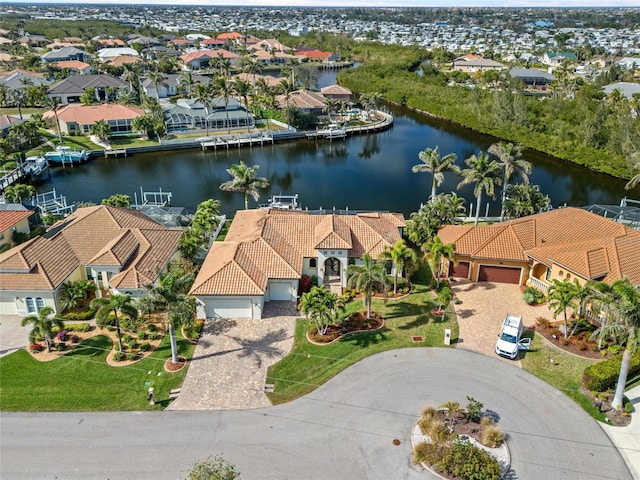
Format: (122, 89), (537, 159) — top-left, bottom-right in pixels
(348, 258), (356, 265)
(566, 273), (571, 280)
(545, 268), (552, 281)
(36, 297), (45, 311)
(309, 258), (317, 268)
(26, 297), (35, 313)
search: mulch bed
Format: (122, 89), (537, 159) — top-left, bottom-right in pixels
(164, 356), (187, 372)
(308, 310), (384, 344)
(582, 389), (632, 427)
(532, 321), (612, 360)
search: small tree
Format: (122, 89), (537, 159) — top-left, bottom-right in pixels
(91, 119), (112, 144)
(379, 240), (418, 294)
(347, 253), (387, 319)
(21, 306), (64, 352)
(299, 286), (344, 336)
(101, 194), (131, 207)
(183, 455), (240, 480)
(547, 279), (578, 339)
(91, 294), (138, 353)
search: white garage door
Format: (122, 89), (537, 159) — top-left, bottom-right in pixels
(269, 281), (292, 301)
(205, 298), (252, 319)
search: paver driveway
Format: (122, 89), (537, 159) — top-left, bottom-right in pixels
(450, 279), (557, 364)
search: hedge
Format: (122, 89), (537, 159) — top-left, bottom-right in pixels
(61, 306), (97, 321)
(583, 350), (640, 392)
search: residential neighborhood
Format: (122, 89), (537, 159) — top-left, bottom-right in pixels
(0, 5), (639, 480)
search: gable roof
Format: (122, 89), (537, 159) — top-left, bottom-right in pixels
(276, 89), (325, 110)
(439, 207), (640, 285)
(0, 205), (181, 292)
(0, 208), (33, 232)
(43, 104), (144, 125)
(190, 209), (405, 297)
(321, 84), (352, 96)
(53, 60), (92, 71)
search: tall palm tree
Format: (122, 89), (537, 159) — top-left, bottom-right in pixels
(178, 71), (196, 98)
(412, 146), (459, 201)
(487, 142), (532, 221)
(44, 96), (63, 144)
(241, 55), (262, 91)
(323, 97), (337, 123)
(146, 70), (167, 100)
(193, 82), (211, 135)
(91, 294), (138, 353)
(547, 279), (578, 339)
(21, 306), (64, 352)
(219, 160), (270, 209)
(211, 75), (233, 134)
(457, 151), (502, 225)
(278, 78), (292, 127)
(347, 253), (387, 319)
(422, 235), (455, 289)
(379, 240), (418, 294)
(232, 78), (252, 131)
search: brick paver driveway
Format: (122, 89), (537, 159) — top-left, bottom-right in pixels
(450, 280), (556, 365)
(167, 302), (298, 410)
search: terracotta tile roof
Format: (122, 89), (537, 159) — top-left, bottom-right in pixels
(276, 89), (325, 110)
(0, 209), (33, 232)
(216, 32), (243, 40)
(54, 60), (91, 70)
(43, 104), (144, 126)
(180, 49), (238, 64)
(191, 209), (405, 297)
(0, 206), (181, 292)
(439, 207), (640, 285)
(105, 55), (142, 67)
(321, 84), (352, 95)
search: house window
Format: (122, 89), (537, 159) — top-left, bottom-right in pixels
(36, 297), (45, 311)
(26, 297), (36, 313)
(558, 270), (564, 277)
(309, 258), (317, 268)
(545, 268), (552, 281)
(348, 258), (355, 265)
(566, 273), (571, 280)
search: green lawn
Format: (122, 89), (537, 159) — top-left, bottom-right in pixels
(0, 334), (195, 411)
(266, 283), (458, 404)
(0, 107), (46, 116)
(520, 331), (604, 421)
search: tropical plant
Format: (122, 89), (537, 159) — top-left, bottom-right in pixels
(422, 235), (456, 289)
(59, 280), (96, 311)
(90, 119), (112, 143)
(457, 151), (502, 225)
(91, 294), (139, 353)
(211, 75), (233, 134)
(101, 194), (131, 207)
(219, 161), (269, 209)
(20, 306), (64, 353)
(182, 455), (240, 480)
(625, 152), (640, 191)
(299, 286), (344, 336)
(2, 183), (35, 203)
(412, 146), (459, 201)
(347, 253), (387, 319)
(379, 240), (418, 294)
(547, 279), (578, 339)
(487, 142), (532, 221)
(179, 198), (221, 260)
(45, 96), (63, 144)
(502, 183), (551, 219)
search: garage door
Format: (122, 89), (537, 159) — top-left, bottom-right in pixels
(205, 298), (252, 319)
(449, 261), (470, 279)
(478, 265), (521, 284)
(269, 281), (292, 301)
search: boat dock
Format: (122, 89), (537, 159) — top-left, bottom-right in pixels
(104, 148), (128, 158)
(201, 133), (274, 150)
(0, 166), (26, 191)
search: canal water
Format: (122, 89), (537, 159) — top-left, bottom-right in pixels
(35, 70), (637, 217)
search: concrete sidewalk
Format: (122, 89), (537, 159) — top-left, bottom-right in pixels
(602, 384), (640, 480)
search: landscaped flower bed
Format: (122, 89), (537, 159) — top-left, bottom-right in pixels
(307, 310), (384, 344)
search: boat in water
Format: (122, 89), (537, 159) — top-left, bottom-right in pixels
(44, 145), (88, 166)
(317, 123), (347, 139)
(21, 155), (49, 179)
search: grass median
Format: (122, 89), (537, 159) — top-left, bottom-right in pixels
(266, 283), (458, 405)
(0, 334), (194, 411)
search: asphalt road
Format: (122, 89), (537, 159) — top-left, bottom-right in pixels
(0, 348), (631, 480)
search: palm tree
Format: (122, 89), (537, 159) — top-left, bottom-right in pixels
(323, 97), (337, 123)
(232, 78), (252, 132)
(91, 294), (138, 353)
(193, 82), (211, 135)
(457, 151), (502, 225)
(211, 75), (233, 134)
(422, 235), (455, 289)
(624, 152), (640, 191)
(21, 306), (64, 352)
(44, 96), (63, 144)
(299, 286), (344, 336)
(379, 240), (418, 294)
(178, 71), (196, 97)
(412, 146), (459, 201)
(278, 78), (292, 127)
(219, 160), (270, 209)
(347, 253), (387, 319)
(146, 70), (167, 99)
(59, 280), (96, 312)
(547, 279), (578, 339)
(487, 142), (532, 221)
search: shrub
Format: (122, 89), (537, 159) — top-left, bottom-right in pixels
(466, 396), (483, 422)
(578, 341), (588, 351)
(523, 287), (545, 304)
(122, 334), (132, 344)
(437, 441), (502, 480)
(147, 323), (157, 333)
(148, 331), (158, 341)
(126, 352), (138, 361)
(62, 306), (98, 321)
(437, 286), (452, 306)
(64, 322), (91, 332)
(113, 352), (125, 362)
(127, 339), (137, 349)
(583, 350), (640, 392)
(422, 406), (436, 418)
(418, 415), (434, 435)
(480, 416), (494, 427)
(480, 425), (505, 448)
(412, 441), (445, 465)
(427, 420), (452, 445)
(56, 342), (66, 352)
(137, 331), (147, 340)
(560, 337), (570, 346)
(29, 343), (44, 352)
(536, 317), (549, 329)
(56, 330), (68, 341)
(139, 342), (151, 352)
(70, 335), (81, 343)
(440, 400), (460, 412)
(608, 344), (622, 356)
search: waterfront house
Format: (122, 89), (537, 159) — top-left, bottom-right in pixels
(141, 72), (210, 99)
(47, 74), (127, 105)
(53, 60), (94, 75)
(163, 97), (254, 133)
(438, 207), (640, 290)
(41, 46), (91, 64)
(0, 204), (35, 252)
(180, 49), (239, 71)
(0, 114), (25, 137)
(508, 68), (555, 87)
(452, 54), (505, 72)
(190, 208), (405, 320)
(320, 84), (352, 103)
(42, 103), (145, 136)
(276, 89), (326, 115)
(0, 205), (182, 316)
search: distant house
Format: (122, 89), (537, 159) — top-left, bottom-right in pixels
(53, 60), (94, 75)
(141, 73), (210, 99)
(452, 55), (504, 72)
(180, 49), (239, 70)
(43, 103), (145, 136)
(0, 69), (51, 91)
(542, 51), (577, 66)
(0, 114), (26, 137)
(508, 68), (555, 87)
(190, 208), (405, 320)
(95, 38), (126, 48)
(276, 89), (325, 114)
(103, 55), (143, 68)
(97, 47), (139, 62)
(163, 97), (254, 133)
(602, 82), (640, 99)
(0, 204), (35, 252)
(41, 46), (91, 64)
(296, 49), (341, 63)
(616, 57), (640, 70)
(0, 205), (183, 315)
(438, 207), (640, 290)
(321, 84), (352, 103)
(47, 74), (127, 105)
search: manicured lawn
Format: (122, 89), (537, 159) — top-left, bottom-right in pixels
(0, 107), (46, 116)
(266, 283), (458, 404)
(520, 331), (604, 421)
(0, 334), (195, 411)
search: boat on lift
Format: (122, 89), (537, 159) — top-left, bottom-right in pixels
(21, 155), (49, 179)
(44, 145), (88, 166)
(317, 123), (347, 139)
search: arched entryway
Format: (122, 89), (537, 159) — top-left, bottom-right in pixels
(324, 257), (342, 293)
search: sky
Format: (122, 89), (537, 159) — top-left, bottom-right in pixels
(8, 0), (640, 7)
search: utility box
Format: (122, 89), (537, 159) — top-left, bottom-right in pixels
(444, 329), (451, 345)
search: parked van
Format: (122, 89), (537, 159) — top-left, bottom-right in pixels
(495, 313), (530, 359)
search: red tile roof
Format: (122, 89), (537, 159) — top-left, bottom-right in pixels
(0, 209), (33, 233)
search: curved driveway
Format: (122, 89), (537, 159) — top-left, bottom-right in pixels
(0, 348), (630, 480)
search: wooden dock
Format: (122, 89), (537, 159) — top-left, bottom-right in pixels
(201, 133), (274, 150)
(104, 148), (127, 158)
(0, 167), (26, 191)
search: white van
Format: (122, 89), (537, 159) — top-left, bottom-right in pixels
(495, 313), (530, 360)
